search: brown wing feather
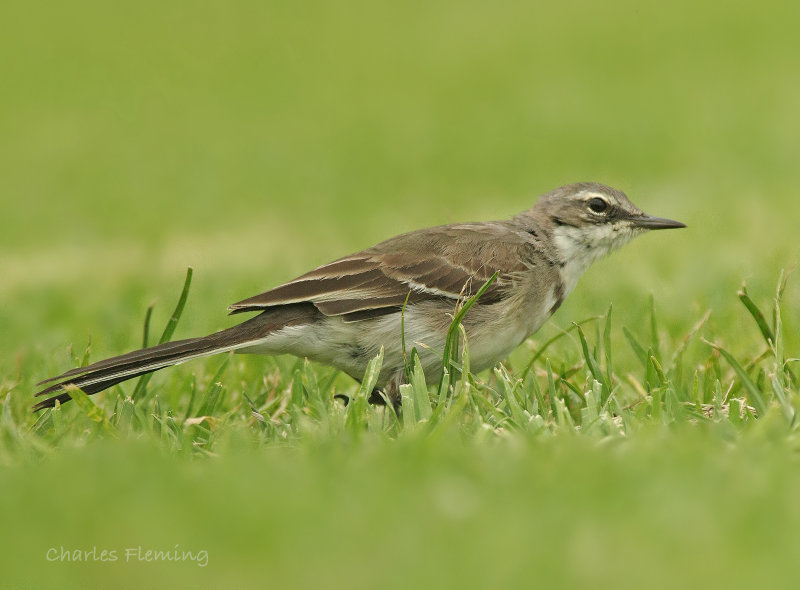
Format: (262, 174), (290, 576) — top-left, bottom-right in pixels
(228, 223), (537, 317)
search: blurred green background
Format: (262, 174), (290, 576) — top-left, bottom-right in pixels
(2, 0), (800, 587)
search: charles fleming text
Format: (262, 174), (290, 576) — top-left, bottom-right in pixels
(46, 545), (208, 567)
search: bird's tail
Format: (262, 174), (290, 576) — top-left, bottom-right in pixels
(34, 305), (315, 411)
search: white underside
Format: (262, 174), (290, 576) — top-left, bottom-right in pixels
(240, 281), (561, 387)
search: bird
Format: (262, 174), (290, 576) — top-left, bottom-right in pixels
(34, 182), (685, 411)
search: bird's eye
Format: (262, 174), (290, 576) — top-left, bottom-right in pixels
(588, 197), (609, 214)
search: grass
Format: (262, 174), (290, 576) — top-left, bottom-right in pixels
(3, 0), (800, 587)
(4, 267), (800, 588)
(15, 269), (797, 455)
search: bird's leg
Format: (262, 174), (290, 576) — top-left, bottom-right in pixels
(333, 372), (404, 410)
(370, 375), (402, 411)
(333, 388), (400, 412)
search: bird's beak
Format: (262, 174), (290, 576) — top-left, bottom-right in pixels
(632, 214), (686, 230)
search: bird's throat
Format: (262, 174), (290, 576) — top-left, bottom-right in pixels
(551, 224), (636, 296)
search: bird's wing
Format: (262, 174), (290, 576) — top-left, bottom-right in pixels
(228, 223), (537, 320)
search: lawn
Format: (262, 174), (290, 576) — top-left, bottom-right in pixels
(2, 0), (800, 588)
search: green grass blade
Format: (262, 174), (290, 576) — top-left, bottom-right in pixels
(575, 323), (611, 401)
(80, 337), (92, 368)
(346, 347), (384, 433)
(603, 303), (613, 386)
(142, 301), (155, 348)
(704, 339), (767, 417)
(546, 359), (558, 419)
(117, 397), (135, 434)
(209, 353), (232, 389)
(738, 282), (774, 346)
(519, 316), (601, 381)
(770, 375), (795, 423)
(152, 396), (162, 438)
(437, 368), (450, 407)
(132, 268), (194, 401)
(401, 290), (413, 383)
(182, 376), (199, 421)
(411, 355), (432, 421)
(453, 324), (472, 402)
(580, 380), (602, 428)
(496, 366), (526, 428)
(669, 309), (711, 367)
(66, 386), (115, 433)
(773, 288), (785, 388)
(50, 401), (65, 438)
(649, 356), (667, 387)
(157, 267), (194, 346)
(438, 272), (498, 391)
(197, 382), (225, 417)
(623, 327), (649, 368)
(400, 384), (416, 429)
(649, 295), (661, 362)
(771, 272), (797, 388)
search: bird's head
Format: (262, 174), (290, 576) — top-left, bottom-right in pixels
(513, 182), (686, 290)
(525, 182), (684, 256)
